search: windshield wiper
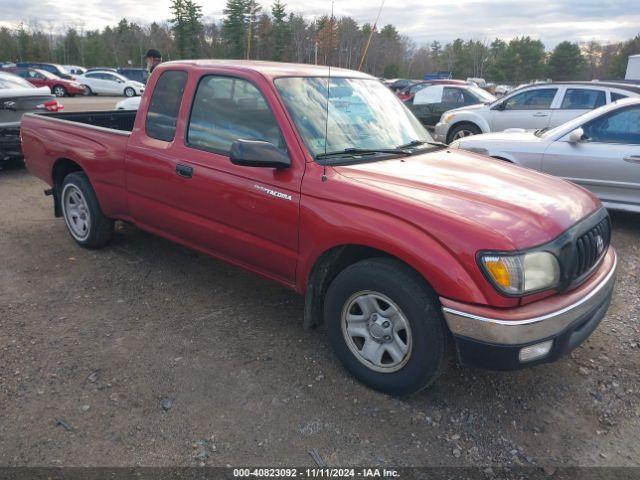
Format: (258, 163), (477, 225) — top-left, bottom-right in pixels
(534, 127), (550, 137)
(396, 139), (448, 149)
(315, 147), (412, 160)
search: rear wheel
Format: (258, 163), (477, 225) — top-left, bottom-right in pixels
(61, 172), (114, 249)
(52, 85), (67, 97)
(324, 258), (449, 395)
(124, 87), (136, 97)
(448, 123), (481, 143)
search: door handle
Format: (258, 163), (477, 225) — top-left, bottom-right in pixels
(176, 164), (193, 178)
(532, 112), (548, 117)
(623, 155), (640, 164)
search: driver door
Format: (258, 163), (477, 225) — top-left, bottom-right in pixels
(542, 104), (640, 209)
(102, 73), (123, 94)
(490, 87), (559, 132)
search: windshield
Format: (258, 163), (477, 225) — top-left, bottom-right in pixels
(274, 77), (434, 158)
(0, 73), (35, 90)
(468, 86), (497, 103)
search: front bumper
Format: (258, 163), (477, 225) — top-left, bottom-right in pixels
(434, 122), (451, 143)
(441, 248), (617, 370)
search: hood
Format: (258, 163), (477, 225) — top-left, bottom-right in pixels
(447, 102), (488, 115)
(333, 149), (600, 250)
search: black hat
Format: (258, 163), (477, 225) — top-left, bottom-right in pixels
(145, 49), (162, 59)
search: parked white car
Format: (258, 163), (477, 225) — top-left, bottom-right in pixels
(449, 97), (640, 213)
(435, 82), (640, 144)
(77, 71), (144, 97)
(115, 96), (141, 110)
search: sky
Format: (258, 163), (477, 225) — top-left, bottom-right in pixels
(1, 0), (639, 48)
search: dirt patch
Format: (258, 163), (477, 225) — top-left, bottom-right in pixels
(1, 167), (638, 467)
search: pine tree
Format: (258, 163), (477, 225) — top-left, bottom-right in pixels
(222, 0), (249, 58)
(271, 0), (289, 61)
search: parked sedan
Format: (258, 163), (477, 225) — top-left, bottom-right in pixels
(16, 62), (74, 80)
(450, 97), (640, 213)
(77, 71), (144, 97)
(406, 84), (496, 128)
(5, 67), (86, 97)
(0, 71), (62, 166)
(435, 81), (640, 144)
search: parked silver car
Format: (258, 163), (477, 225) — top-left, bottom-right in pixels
(450, 97), (640, 213)
(435, 82), (640, 144)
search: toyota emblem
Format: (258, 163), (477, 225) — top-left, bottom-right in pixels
(596, 235), (604, 255)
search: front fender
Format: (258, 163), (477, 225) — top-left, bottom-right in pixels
(296, 194), (516, 309)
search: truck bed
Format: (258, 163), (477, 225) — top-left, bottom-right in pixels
(33, 110), (137, 133)
(21, 110), (133, 219)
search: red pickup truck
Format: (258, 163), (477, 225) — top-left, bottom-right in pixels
(21, 60), (617, 395)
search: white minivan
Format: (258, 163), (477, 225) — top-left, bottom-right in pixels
(434, 82), (640, 143)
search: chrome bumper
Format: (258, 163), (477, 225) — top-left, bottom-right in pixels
(442, 251), (617, 345)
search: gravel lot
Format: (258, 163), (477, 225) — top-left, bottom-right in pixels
(0, 97), (639, 468)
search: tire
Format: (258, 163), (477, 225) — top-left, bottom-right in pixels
(83, 85), (93, 96)
(447, 123), (482, 143)
(324, 258), (449, 396)
(52, 85), (67, 97)
(60, 172), (114, 249)
(124, 87), (136, 97)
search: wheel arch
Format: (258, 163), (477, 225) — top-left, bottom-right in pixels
(51, 158), (85, 217)
(446, 120), (484, 143)
(303, 244), (434, 329)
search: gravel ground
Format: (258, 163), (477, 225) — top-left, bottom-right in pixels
(0, 163), (639, 468)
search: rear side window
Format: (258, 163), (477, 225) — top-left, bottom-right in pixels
(504, 88), (557, 110)
(611, 92), (628, 102)
(560, 89), (606, 110)
(145, 70), (188, 142)
(187, 75), (284, 154)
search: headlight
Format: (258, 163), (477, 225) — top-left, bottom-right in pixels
(443, 113), (455, 123)
(479, 251), (560, 295)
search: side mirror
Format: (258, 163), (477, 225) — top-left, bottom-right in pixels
(493, 100), (506, 111)
(568, 128), (585, 143)
(230, 139), (290, 169)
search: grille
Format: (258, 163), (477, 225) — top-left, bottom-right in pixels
(574, 217), (611, 279)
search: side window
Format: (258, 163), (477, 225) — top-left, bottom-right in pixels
(187, 75), (284, 155)
(16, 70), (29, 78)
(611, 92), (628, 102)
(583, 106), (640, 144)
(504, 88), (557, 110)
(413, 86), (443, 105)
(145, 70), (188, 142)
(442, 87), (465, 107)
(560, 89), (606, 110)
(85, 73), (97, 79)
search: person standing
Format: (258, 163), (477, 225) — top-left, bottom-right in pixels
(145, 49), (162, 73)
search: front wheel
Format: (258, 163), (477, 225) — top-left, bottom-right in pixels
(61, 172), (114, 249)
(448, 123), (481, 143)
(324, 258), (449, 395)
(124, 87), (136, 97)
(52, 85), (67, 97)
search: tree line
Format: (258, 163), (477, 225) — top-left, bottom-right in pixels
(1, 0), (638, 83)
